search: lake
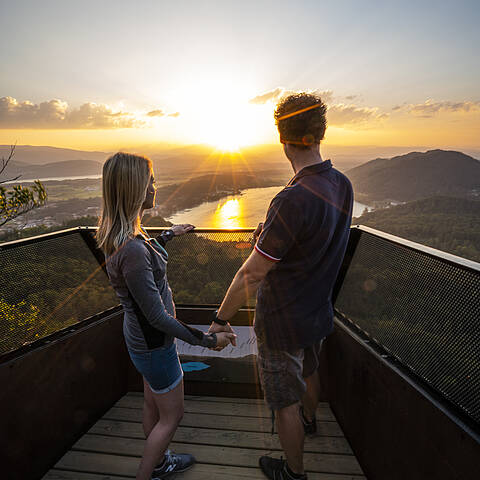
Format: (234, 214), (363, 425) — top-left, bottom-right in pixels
(168, 186), (370, 228)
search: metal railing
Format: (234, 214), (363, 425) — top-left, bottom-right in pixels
(334, 225), (480, 431)
(144, 228), (255, 306)
(1, 225), (479, 433)
(0, 227), (255, 358)
(0, 228), (119, 356)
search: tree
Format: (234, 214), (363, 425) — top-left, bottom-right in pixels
(0, 298), (42, 352)
(0, 144), (47, 227)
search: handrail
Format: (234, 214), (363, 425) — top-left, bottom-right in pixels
(3, 223), (477, 270)
(0, 227), (82, 250)
(0, 226), (256, 249)
(353, 224), (480, 272)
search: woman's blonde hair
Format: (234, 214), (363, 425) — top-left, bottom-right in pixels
(96, 152), (152, 255)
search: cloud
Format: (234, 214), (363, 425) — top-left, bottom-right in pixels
(147, 109), (180, 118)
(398, 99), (480, 118)
(249, 87), (333, 105)
(327, 104), (388, 126)
(249, 88), (385, 127)
(249, 87), (286, 104)
(147, 109), (164, 117)
(0, 96), (144, 129)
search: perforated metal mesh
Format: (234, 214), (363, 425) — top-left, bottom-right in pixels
(335, 231), (480, 425)
(0, 232), (118, 355)
(146, 229), (255, 306)
(0, 229), (256, 356)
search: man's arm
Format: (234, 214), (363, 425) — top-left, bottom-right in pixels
(214, 248), (276, 323)
(209, 192), (301, 341)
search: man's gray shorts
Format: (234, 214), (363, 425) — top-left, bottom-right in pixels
(256, 332), (324, 411)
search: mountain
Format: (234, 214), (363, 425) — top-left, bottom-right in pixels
(149, 144), (293, 181)
(354, 196), (480, 262)
(2, 160), (103, 182)
(1, 143), (370, 185)
(346, 150), (480, 204)
(0, 145), (108, 165)
(6, 145), (480, 193)
(1, 144), (291, 183)
(154, 171), (283, 216)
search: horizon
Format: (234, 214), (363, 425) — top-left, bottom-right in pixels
(1, 1), (480, 153)
(2, 142), (480, 165)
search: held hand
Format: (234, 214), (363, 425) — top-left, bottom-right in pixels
(214, 331), (237, 350)
(253, 222), (263, 244)
(171, 224), (195, 236)
(208, 321), (237, 346)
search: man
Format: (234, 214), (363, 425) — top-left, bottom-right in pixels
(208, 92), (353, 480)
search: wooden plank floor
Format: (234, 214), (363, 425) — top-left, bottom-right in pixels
(43, 393), (366, 480)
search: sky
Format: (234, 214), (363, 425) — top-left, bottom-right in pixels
(0, 0), (479, 152)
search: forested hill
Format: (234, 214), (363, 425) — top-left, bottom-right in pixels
(346, 149), (480, 204)
(155, 172), (282, 216)
(354, 196), (480, 262)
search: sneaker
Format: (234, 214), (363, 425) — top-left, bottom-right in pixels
(151, 449), (195, 479)
(259, 456), (307, 480)
(299, 406), (317, 436)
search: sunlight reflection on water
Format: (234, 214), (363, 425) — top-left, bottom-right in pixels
(214, 198), (242, 228)
(168, 186), (370, 230)
(167, 186), (281, 229)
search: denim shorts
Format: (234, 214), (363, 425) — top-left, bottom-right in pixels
(128, 342), (183, 394)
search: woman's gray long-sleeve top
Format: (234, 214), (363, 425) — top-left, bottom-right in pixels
(105, 235), (216, 353)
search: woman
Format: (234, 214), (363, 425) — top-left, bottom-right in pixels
(96, 152), (235, 480)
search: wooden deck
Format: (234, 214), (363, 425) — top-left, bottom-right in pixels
(43, 393), (365, 479)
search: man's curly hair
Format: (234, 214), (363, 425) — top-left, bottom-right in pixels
(274, 93), (327, 148)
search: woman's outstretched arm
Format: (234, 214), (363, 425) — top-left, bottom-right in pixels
(119, 240), (218, 348)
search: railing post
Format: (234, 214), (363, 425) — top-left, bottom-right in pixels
(78, 227), (109, 277)
(332, 225), (362, 305)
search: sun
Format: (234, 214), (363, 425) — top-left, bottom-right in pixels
(197, 102), (256, 151)
(202, 121), (243, 152)
(212, 139), (240, 153)
(167, 76), (273, 150)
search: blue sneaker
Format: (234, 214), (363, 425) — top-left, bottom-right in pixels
(151, 449), (195, 479)
(259, 456), (307, 480)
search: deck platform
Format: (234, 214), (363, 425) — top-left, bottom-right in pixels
(43, 393), (365, 479)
